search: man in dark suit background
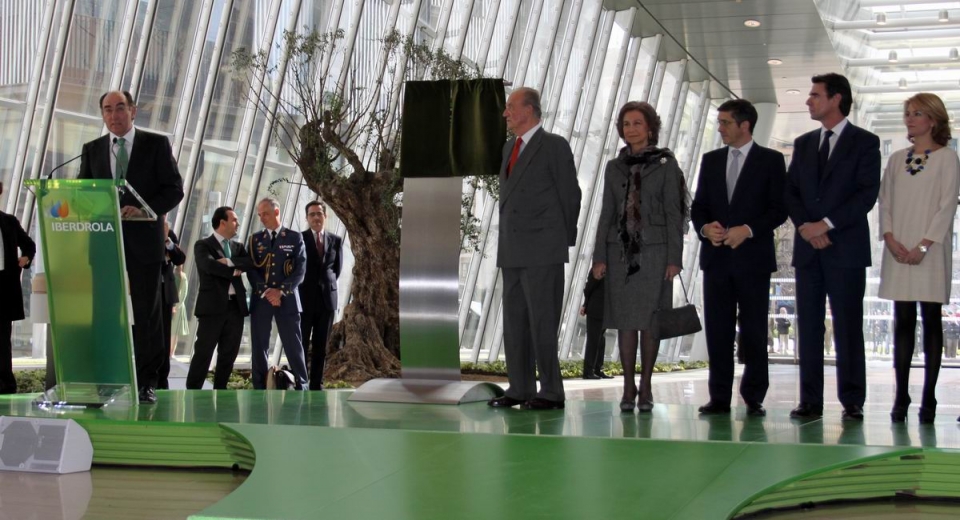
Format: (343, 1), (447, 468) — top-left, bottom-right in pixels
(298, 200), (342, 391)
(78, 90), (184, 404)
(579, 271), (610, 380)
(487, 87), (582, 411)
(249, 197), (308, 390)
(0, 182), (35, 394)
(785, 73), (880, 421)
(691, 99), (787, 416)
(157, 217), (186, 390)
(186, 207), (253, 390)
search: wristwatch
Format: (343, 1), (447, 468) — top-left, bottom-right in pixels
(918, 244), (929, 254)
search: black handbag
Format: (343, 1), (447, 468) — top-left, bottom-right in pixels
(651, 276), (702, 340)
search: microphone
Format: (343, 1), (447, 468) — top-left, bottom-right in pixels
(47, 154), (81, 179)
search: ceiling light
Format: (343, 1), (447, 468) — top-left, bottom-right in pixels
(744, 19), (761, 28)
(939, 10), (949, 23)
(898, 78), (907, 89)
(767, 58), (783, 65)
(786, 89), (801, 95)
(876, 13), (887, 25)
(888, 51), (898, 63)
(951, 47), (960, 60)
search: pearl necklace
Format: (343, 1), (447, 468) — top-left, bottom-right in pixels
(905, 148), (932, 176)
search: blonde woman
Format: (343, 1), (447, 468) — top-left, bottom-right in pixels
(878, 92), (960, 424)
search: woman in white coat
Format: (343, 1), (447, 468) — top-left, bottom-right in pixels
(878, 92), (960, 424)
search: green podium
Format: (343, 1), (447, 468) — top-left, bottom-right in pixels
(26, 179), (137, 407)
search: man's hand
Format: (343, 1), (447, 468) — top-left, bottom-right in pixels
(592, 262), (607, 280)
(809, 235), (832, 250)
(664, 264), (681, 280)
(702, 222), (726, 246)
(120, 205), (146, 219)
(263, 288), (283, 306)
(722, 225), (751, 249)
(798, 220), (830, 242)
(579, 306), (587, 316)
(233, 269), (242, 277)
(17, 256), (29, 268)
(216, 258), (230, 265)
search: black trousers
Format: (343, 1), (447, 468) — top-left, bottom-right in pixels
(703, 269), (771, 405)
(186, 302), (244, 390)
(157, 303), (174, 389)
(0, 321), (14, 394)
(582, 316), (605, 376)
(301, 306), (335, 390)
(128, 261), (165, 390)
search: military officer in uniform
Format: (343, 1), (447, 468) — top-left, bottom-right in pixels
(248, 197), (308, 389)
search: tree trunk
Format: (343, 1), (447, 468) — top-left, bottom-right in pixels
(311, 173), (402, 382)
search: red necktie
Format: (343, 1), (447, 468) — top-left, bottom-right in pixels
(316, 231), (324, 259)
(507, 137), (523, 177)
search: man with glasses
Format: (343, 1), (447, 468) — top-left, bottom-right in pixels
(298, 200), (342, 390)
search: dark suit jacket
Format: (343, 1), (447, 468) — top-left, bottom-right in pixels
(77, 129), (184, 265)
(248, 227), (307, 314)
(691, 143), (788, 274)
(497, 127), (582, 268)
(193, 235), (254, 317)
(785, 123), (880, 269)
(0, 212), (35, 322)
(161, 230), (186, 305)
(299, 229), (343, 313)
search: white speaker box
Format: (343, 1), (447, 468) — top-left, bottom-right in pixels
(0, 416), (93, 474)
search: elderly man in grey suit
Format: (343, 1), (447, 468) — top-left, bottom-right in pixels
(488, 87), (582, 410)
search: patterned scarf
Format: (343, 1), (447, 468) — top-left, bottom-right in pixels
(617, 146), (675, 279)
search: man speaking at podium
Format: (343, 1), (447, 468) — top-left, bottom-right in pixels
(78, 90), (184, 404)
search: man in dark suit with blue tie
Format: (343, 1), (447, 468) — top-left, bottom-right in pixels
(186, 207), (253, 390)
(692, 99), (787, 417)
(249, 197), (308, 390)
(78, 90), (184, 403)
(0, 182), (35, 394)
(298, 200), (342, 391)
(785, 73), (880, 421)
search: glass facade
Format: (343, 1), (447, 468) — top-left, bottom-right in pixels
(3, 0), (959, 370)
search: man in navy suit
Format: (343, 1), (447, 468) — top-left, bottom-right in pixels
(248, 197), (308, 390)
(692, 99), (787, 417)
(78, 90), (184, 404)
(785, 73), (880, 421)
(0, 182), (35, 394)
(298, 200), (342, 390)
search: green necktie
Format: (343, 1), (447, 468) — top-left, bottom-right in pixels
(221, 239), (232, 259)
(116, 137), (129, 180)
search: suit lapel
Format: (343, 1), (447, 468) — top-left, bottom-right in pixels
(729, 146), (759, 205)
(500, 128), (545, 205)
(97, 136), (112, 179)
(323, 231), (332, 264)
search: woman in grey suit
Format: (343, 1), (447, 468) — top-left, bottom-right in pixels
(592, 101), (687, 412)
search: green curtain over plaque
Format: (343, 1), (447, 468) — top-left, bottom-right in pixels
(400, 78), (506, 178)
(26, 179), (136, 406)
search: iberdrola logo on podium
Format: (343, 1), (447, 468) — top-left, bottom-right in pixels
(50, 200), (69, 218)
(47, 197), (115, 233)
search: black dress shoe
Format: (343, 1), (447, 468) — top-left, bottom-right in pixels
(698, 401), (731, 414)
(598, 371), (614, 379)
(746, 402), (766, 417)
(789, 403), (823, 418)
(521, 397), (565, 410)
(488, 395), (525, 408)
(582, 373), (601, 380)
(138, 386), (157, 404)
(841, 405), (864, 421)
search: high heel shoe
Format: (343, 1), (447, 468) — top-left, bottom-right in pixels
(890, 405), (907, 423)
(637, 392), (654, 413)
(919, 407), (936, 424)
(620, 398), (636, 413)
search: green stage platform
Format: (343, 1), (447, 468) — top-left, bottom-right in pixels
(1, 390), (958, 519)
